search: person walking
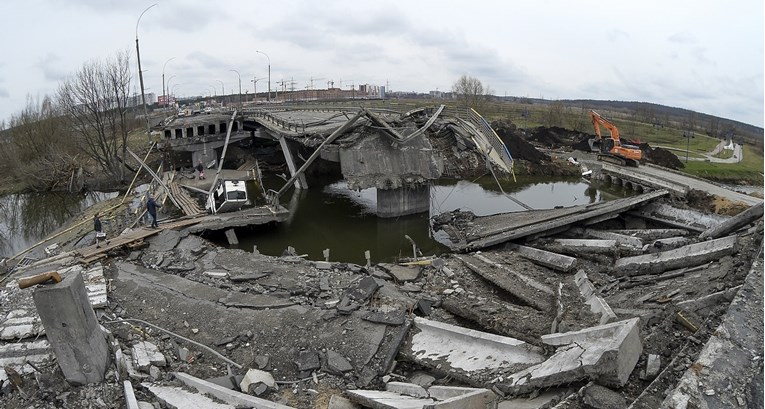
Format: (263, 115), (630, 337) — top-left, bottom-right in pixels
(94, 213), (104, 246)
(196, 160), (206, 180)
(147, 196), (160, 228)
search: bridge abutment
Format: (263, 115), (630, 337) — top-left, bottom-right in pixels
(377, 185), (430, 218)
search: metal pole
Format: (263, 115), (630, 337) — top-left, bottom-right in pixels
(162, 57), (175, 109)
(256, 51), (270, 102)
(230, 69), (241, 107)
(135, 3), (157, 142)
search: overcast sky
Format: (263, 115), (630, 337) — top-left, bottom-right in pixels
(1, 0), (763, 127)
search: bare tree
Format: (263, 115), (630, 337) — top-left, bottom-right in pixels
(57, 50), (133, 183)
(544, 101), (565, 127)
(0, 95), (76, 191)
(452, 74), (492, 113)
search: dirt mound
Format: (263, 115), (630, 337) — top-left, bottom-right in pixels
(492, 121), (549, 164)
(529, 126), (587, 148)
(633, 142), (685, 169)
(572, 136), (594, 152)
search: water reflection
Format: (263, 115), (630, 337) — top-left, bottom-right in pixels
(225, 176), (632, 264)
(0, 191), (117, 257)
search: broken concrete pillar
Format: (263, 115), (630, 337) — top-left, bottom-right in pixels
(699, 202), (763, 240)
(613, 236), (738, 276)
(570, 227), (643, 248)
(225, 228), (239, 245)
(502, 318), (642, 394)
(549, 239), (619, 255)
(278, 137), (308, 189)
(377, 185), (430, 218)
(606, 229), (689, 241)
(32, 272), (109, 385)
(508, 244), (577, 272)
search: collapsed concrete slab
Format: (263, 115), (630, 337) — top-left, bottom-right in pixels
(403, 317), (545, 385)
(574, 270), (618, 325)
(605, 229), (689, 241)
(612, 236), (738, 276)
(174, 372), (295, 409)
(659, 248), (763, 409)
(347, 384), (495, 409)
(508, 244), (577, 273)
(501, 318), (642, 395)
(699, 201), (764, 240)
(569, 227), (643, 248)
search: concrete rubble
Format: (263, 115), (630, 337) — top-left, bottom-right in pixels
(0, 185), (761, 408)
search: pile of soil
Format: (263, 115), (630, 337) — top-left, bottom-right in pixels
(572, 136), (595, 152)
(645, 146), (684, 169)
(529, 126), (587, 149)
(492, 121), (549, 164)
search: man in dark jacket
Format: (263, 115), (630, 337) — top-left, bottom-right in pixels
(147, 196), (160, 228)
(94, 213), (103, 246)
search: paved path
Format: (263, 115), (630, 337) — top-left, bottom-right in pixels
(658, 140), (742, 164)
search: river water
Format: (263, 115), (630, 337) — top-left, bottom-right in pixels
(1, 177), (633, 263)
(206, 176), (633, 265)
(0, 191), (118, 258)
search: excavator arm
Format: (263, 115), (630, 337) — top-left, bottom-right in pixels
(589, 110), (621, 143)
(588, 110), (642, 166)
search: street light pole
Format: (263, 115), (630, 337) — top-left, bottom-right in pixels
(251, 77), (263, 98)
(217, 80), (224, 96)
(256, 50), (271, 102)
(230, 69), (242, 107)
(135, 3), (157, 142)
(166, 75), (176, 108)
(162, 56), (175, 109)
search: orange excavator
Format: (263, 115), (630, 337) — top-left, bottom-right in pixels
(588, 110), (643, 167)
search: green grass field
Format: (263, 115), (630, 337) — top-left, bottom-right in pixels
(683, 145), (763, 184)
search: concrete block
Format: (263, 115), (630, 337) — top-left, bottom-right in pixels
(124, 380), (140, 409)
(510, 244), (577, 272)
(386, 382), (429, 398)
(425, 388), (495, 409)
(239, 368), (276, 393)
(613, 236), (738, 276)
(645, 354), (661, 379)
(406, 317), (545, 382)
(551, 239), (617, 254)
(132, 341), (166, 371)
(503, 318), (642, 394)
(347, 390), (435, 409)
(581, 383), (626, 409)
(174, 372), (295, 409)
(574, 270), (617, 325)
(326, 350), (354, 374)
(380, 263), (422, 282)
(143, 383), (235, 409)
(32, 272), (109, 385)
(329, 395), (361, 409)
(571, 227), (643, 248)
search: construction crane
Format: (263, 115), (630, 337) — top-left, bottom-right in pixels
(308, 77), (325, 90)
(588, 110), (643, 167)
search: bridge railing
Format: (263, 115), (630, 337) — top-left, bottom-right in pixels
(442, 106), (514, 174)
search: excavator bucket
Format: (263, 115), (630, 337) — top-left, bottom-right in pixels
(587, 138), (601, 152)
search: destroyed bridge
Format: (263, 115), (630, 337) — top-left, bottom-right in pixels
(159, 105), (515, 217)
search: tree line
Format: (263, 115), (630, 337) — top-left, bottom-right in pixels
(0, 50), (138, 194)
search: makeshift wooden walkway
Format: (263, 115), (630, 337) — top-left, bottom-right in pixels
(76, 218), (202, 264)
(169, 181), (205, 217)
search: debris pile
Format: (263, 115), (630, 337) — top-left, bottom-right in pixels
(0, 191), (762, 408)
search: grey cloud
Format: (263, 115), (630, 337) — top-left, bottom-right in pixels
(159, 4), (226, 33)
(37, 54), (69, 82)
(668, 32), (695, 44)
(0, 88), (8, 98)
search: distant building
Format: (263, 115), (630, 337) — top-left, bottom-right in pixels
(128, 92), (157, 107)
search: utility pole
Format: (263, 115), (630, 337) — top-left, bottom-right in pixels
(135, 3), (157, 142)
(230, 69), (242, 107)
(256, 50), (271, 102)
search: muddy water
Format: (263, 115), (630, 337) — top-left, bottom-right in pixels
(0, 191), (118, 257)
(214, 176), (635, 265)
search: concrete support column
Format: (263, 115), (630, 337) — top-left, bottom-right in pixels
(377, 185), (430, 218)
(32, 272), (109, 385)
(278, 137), (308, 190)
